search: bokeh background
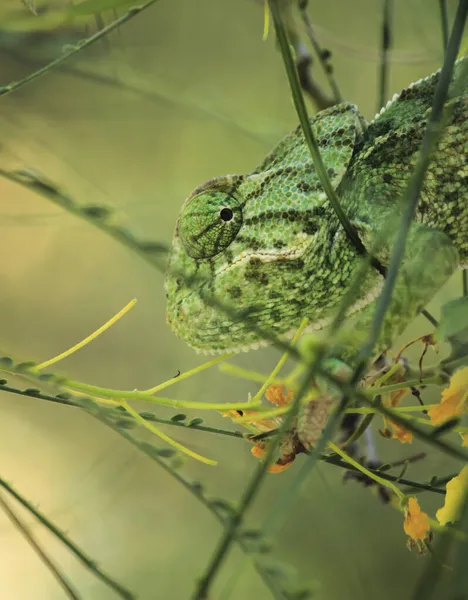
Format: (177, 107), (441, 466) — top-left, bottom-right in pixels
(0, 1), (464, 598)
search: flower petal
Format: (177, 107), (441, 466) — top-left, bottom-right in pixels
(436, 465), (468, 525)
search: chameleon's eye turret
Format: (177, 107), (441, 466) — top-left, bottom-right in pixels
(178, 190), (243, 259)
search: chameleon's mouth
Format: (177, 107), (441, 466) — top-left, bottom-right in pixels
(184, 336), (271, 356)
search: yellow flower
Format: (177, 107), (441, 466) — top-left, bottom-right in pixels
(265, 384), (294, 406)
(381, 388), (413, 443)
(429, 367), (468, 425)
(403, 497), (430, 551)
(390, 422), (413, 444)
(251, 442), (266, 459)
(250, 439), (296, 473)
(436, 465), (468, 526)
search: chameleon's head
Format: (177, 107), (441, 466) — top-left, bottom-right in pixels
(165, 103), (366, 354)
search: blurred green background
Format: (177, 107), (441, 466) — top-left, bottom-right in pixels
(0, 1), (464, 598)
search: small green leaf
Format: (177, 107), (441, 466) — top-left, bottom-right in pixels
(257, 541), (274, 554)
(187, 417), (204, 427)
(81, 205), (111, 220)
(209, 498), (236, 514)
(0, 357), (14, 367)
(16, 361), (36, 372)
(139, 241), (168, 255)
(170, 413), (187, 422)
(156, 448), (178, 458)
(23, 388), (41, 397)
(139, 443), (176, 459)
(438, 297), (468, 348)
(111, 227), (136, 244)
(170, 456), (185, 470)
(190, 482), (204, 495)
(37, 373), (56, 382)
(139, 411), (157, 420)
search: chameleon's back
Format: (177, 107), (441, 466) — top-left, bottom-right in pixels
(341, 56), (468, 265)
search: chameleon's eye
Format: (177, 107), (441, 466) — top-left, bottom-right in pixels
(178, 190), (243, 259)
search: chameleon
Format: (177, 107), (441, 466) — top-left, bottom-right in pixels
(165, 57), (468, 362)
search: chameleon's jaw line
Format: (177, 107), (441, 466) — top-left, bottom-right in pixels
(190, 338), (271, 356)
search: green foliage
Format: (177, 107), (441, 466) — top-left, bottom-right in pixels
(0, 1), (468, 599)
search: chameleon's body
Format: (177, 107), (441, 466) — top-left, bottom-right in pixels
(165, 58), (468, 359)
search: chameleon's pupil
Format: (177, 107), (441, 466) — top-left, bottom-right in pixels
(220, 207), (234, 222)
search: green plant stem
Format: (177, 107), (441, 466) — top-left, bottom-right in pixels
(319, 366), (468, 462)
(371, 375), (445, 394)
(268, 0), (365, 255)
(439, 0), (450, 52)
(189, 203), (398, 597)
(267, 73), (462, 540)
(322, 454), (445, 495)
(0, 168), (168, 270)
(83, 400), (286, 599)
(1, 376), (282, 596)
(298, 0), (343, 103)
(268, 0), (439, 329)
(2, 48), (271, 146)
(402, 471), (457, 496)
(0, 378), (244, 439)
(0, 0), (162, 97)
(349, 0), (465, 381)
(0, 374), (449, 496)
(192, 354), (323, 600)
(0, 492), (81, 600)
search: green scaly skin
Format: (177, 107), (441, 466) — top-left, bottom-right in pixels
(165, 58), (468, 360)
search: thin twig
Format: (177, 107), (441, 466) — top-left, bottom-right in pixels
(439, 0), (450, 53)
(83, 401), (287, 599)
(278, 1), (336, 110)
(0, 477), (135, 599)
(378, 0), (394, 111)
(269, 0), (439, 330)
(298, 0), (343, 103)
(0, 375), (450, 496)
(0, 492), (81, 600)
(0, 168), (168, 270)
(350, 0), (467, 381)
(0, 0), (162, 97)
(1, 48), (274, 146)
(318, 366), (468, 463)
(192, 359), (324, 600)
(0, 377), (244, 439)
(267, 0), (368, 258)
